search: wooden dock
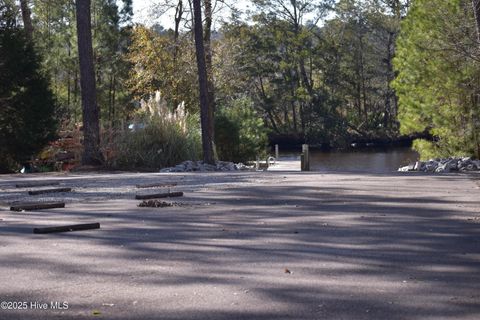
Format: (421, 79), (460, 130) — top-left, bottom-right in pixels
(267, 158), (301, 171)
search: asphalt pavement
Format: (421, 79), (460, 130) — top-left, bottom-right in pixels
(0, 171), (479, 319)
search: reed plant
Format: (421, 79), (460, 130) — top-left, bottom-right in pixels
(105, 91), (201, 170)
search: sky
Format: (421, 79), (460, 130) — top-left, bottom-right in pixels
(130, 0), (252, 30)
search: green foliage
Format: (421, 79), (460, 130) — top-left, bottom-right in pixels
(126, 25), (199, 113)
(0, 8), (57, 172)
(32, 0), (79, 119)
(32, 0), (132, 126)
(6, 0), (453, 172)
(215, 98), (269, 163)
(93, 0), (133, 124)
(223, 18), (315, 135)
(218, 0), (405, 146)
(318, 0), (403, 136)
(392, 0), (480, 159)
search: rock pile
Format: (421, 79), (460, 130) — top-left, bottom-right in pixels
(160, 160), (252, 173)
(398, 157), (480, 173)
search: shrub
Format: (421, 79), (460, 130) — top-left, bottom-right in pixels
(215, 97), (269, 163)
(0, 10), (57, 172)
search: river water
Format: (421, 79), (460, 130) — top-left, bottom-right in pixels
(280, 147), (420, 173)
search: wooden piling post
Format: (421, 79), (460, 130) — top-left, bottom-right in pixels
(301, 144), (310, 171)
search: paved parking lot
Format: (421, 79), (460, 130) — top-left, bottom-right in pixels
(0, 171), (479, 319)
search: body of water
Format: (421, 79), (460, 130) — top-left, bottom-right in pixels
(280, 147), (419, 173)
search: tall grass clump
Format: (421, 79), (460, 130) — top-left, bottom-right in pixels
(110, 91), (201, 170)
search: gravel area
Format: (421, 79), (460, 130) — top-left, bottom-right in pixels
(0, 172), (282, 205)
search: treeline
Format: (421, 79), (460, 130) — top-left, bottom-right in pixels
(29, 0), (133, 125)
(1, 0), (479, 172)
(215, 0), (408, 146)
(3, 0), (410, 141)
(126, 0), (409, 147)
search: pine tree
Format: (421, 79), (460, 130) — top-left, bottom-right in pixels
(76, 0), (103, 165)
(193, 0), (215, 164)
(0, 3), (57, 172)
(393, 0), (480, 158)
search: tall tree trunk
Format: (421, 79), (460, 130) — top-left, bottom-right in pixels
(193, 0), (215, 164)
(384, 31), (394, 128)
(76, 0), (103, 165)
(112, 74), (116, 128)
(291, 101), (298, 132)
(188, 0), (195, 41)
(473, 0), (480, 44)
(471, 1), (480, 157)
(356, 82), (362, 119)
(290, 80), (298, 132)
(74, 67), (79, 123)
(108, 72), (114, 123)
(300, 103), (306, 134)
(266, 110), (280, 133)
(173, 0), (183, 108)
(19, 0), (33, 41)
(203, 0), (215, 148)
(67, 41), (71, 112)
(359, 34), (368, 125)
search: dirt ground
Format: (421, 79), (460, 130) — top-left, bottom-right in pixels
(0, 170), (479, 319)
